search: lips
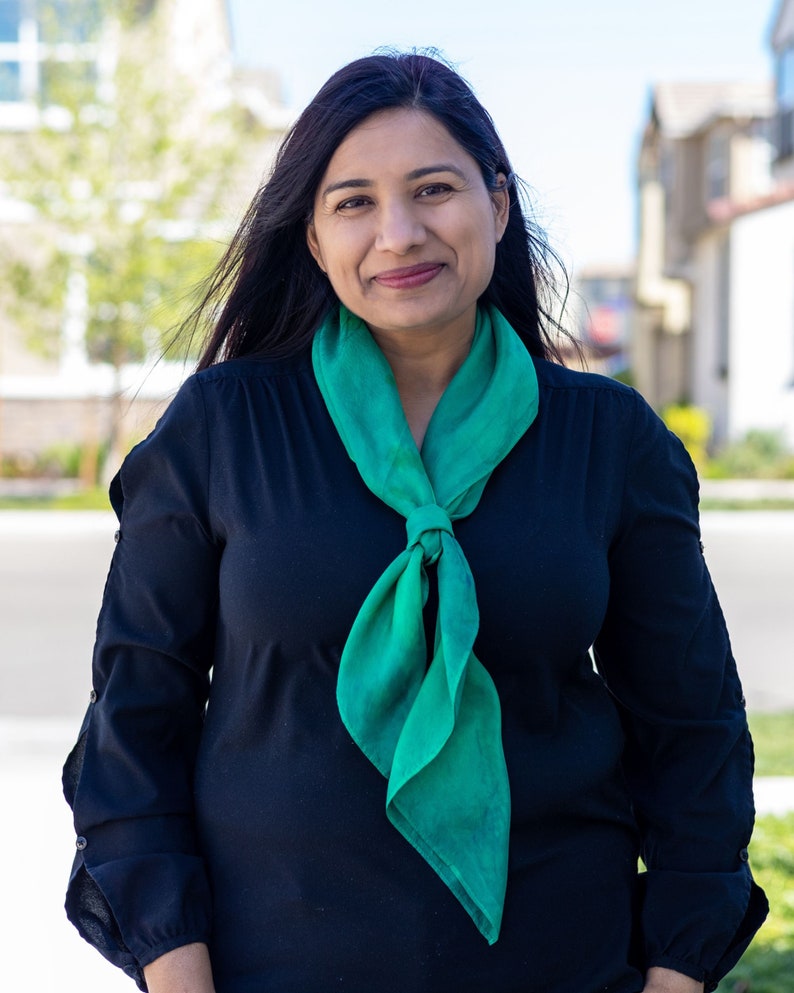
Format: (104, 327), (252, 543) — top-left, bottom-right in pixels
(372, 263), (444, 290)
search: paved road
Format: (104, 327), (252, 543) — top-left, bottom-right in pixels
(2, 510), (793, 719)
(698, 512), (794, 711)
(0, 512), (114, 719)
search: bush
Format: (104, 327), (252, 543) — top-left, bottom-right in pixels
(0, 441), (108, 483)
(37, 442), (83, 478)
(0, 450), (39, 478)
(662, 404), (712, 473)
(707, 430), (794, 480)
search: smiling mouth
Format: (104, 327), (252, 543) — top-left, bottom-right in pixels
(373, 263), (444, 290)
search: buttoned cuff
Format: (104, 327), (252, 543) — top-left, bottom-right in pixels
(639, 863), (768, 991)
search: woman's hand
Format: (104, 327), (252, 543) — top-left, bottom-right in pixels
(142, 942), (216, 993)
(642, 966), (705, 993)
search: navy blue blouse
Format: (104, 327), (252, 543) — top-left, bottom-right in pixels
(63, 350), (767, 992)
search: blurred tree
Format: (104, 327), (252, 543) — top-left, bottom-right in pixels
(0, 0), (273, 479)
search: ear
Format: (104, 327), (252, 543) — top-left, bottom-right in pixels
(306, 221), (326, 272)
(492, 174), (510, 244)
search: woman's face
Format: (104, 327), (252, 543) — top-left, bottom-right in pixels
(307, 108), (509, 345)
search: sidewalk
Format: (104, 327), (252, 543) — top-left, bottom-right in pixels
(1, 720), (130, 992)
(699, 478), (794, 502)
(2, 716), (792, 992)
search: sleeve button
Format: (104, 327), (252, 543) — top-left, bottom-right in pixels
(739, 848), (749, 862)
(114, 529), (121, 543)
(76, 836), (88, 851)
(89, 690), (97, 703)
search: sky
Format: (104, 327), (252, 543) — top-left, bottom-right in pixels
(227, 0), (776, 274)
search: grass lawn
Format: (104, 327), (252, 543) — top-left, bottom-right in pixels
(722, 716), (794, 989)
(722, 813), (794, 992)
(0, 487), (112, 511)
(747, 712), (794, 777)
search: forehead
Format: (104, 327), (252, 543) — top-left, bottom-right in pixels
(320, 108), (477, 180)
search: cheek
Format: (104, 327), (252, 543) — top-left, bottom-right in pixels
(318, 231), (365, 284)
(461, 225), (498, 282)
(452, 208), (499, 266)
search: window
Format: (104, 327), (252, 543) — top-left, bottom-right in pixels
(37, 0), (101, 44)
(0, 0), (21, 43)
(0, 0), (102, 107)
(659, 145), (675, 221)
(706, 130), (730, 202)
(0, 58), (21, 100)
(715, 238), (730, 380)
(778, 46), (794, 109)
(776, 46), (794, 160)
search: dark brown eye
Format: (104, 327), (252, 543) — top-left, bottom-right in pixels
(418, 184), (452, 197)
(337, 196), (371, 211)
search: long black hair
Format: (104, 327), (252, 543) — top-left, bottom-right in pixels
(189, 51), (571, 370)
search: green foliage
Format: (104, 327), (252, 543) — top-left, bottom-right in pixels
(0, 0), (268, 371)
(37, 0), (103, 44)
(662, 404), (712, 472)
(0, 440), (108, 480)
(2, 248), (70, 358)
(0, 0), (272, 475)
(43, 442), (84, 478)
(723, 814), (794, 992)
(706, 430), (794, 481)
(611, 368), (635, 387)
(660, 412), (794, 482)
(83, 233), (222, 366)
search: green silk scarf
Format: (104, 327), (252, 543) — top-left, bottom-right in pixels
(312, 304), (539, 943)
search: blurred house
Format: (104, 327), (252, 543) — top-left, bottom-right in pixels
(0, 0), (290, 474)
(635, 0), (794, 447)
(573, 267), (635, 378)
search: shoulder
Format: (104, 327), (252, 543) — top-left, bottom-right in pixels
(531, 358), (688, 472)
(532, 358), (651, 430)
(190, 348), (314, 390)
(165, 348), (317, 423)
(134, 349), (316, 454)
(534, 357), (636, 401)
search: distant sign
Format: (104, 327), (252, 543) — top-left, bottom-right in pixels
(586, 300), (629, 347)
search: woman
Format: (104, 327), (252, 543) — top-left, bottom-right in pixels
(64, 52), (767, 993)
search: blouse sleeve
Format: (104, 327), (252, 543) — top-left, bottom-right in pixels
(62, 376), (221, 991)
(592, 394), (768, 992)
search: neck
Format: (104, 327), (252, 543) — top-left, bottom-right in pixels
(368, 320), (476, 450)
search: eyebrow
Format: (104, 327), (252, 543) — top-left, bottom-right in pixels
(321, 163), (468, 199)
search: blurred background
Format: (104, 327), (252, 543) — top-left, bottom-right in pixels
(1, 1), (793, 990)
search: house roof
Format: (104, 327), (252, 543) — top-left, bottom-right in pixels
(771, 0), (794, 49)
(707, 182), (794, 223)
(652, 81), (774, 138)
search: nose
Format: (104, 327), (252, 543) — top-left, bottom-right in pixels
(374, 199), (426, 255)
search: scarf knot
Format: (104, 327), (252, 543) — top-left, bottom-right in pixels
(406, 504), (453, 565)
